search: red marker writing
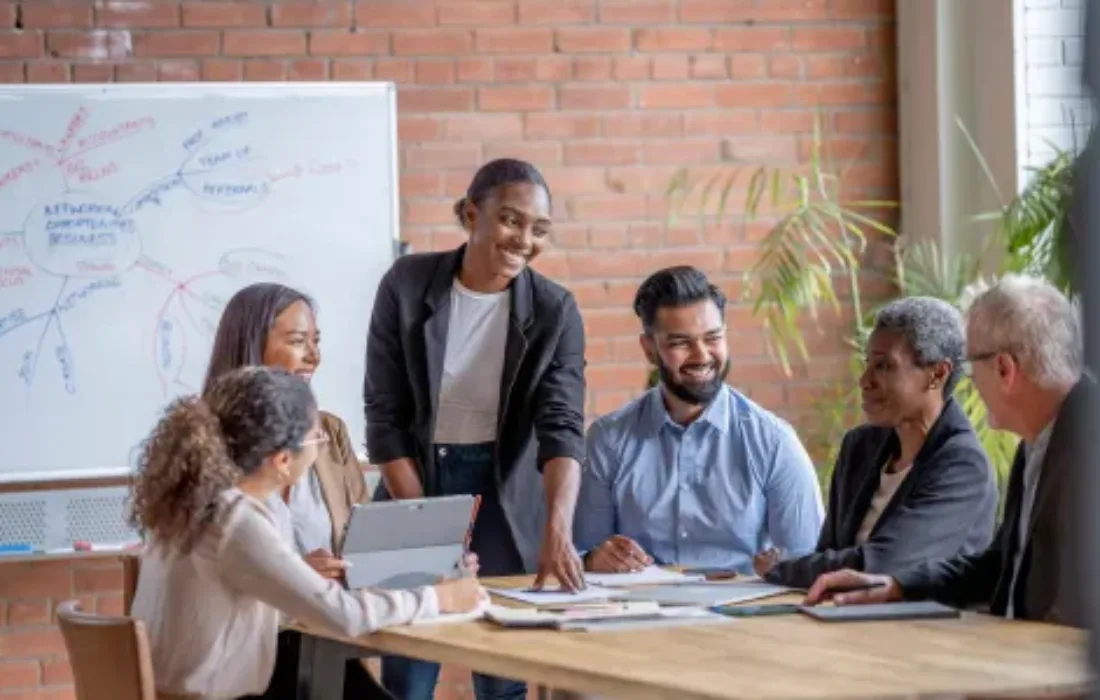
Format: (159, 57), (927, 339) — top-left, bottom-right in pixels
(464, 495), (481, 551)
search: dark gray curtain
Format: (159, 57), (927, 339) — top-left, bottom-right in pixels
(1077, 0), (1099, 692)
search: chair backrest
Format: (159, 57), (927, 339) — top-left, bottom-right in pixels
(121, 554), (141, 616)
(56, 600), (156, 700)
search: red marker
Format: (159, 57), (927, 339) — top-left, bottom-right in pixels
(464, 495), (481, 551)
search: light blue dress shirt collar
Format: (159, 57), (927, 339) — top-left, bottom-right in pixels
(636, 381), (731, 438)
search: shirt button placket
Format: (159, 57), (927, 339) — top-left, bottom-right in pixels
(680, 431), (691, 552)
(676, 432), (689, 559)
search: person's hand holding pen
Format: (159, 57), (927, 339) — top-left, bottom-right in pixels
(458, 552), (480, 578)
(584, 535), (652, 573)
(752, 547), (784, 577)
(803, 570), (902, 606)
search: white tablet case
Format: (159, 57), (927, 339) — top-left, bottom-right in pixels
(340, 495), (475, 590)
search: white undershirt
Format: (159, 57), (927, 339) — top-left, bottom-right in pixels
(855, 461), (912, 545)
(266, 466), (333, 555)
(433, 278), (510, 444)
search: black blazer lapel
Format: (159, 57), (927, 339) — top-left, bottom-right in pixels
(839, 399), (970, 545)
(422, 248), (463, 433)
(990, 445), (1028, 615)
(839, 432), (895, 545)
(1005, 380), (1088, 617)
(497, 268), (534, 443)
(1023, 380), (1086, 541)
(870, 399), (968, 534)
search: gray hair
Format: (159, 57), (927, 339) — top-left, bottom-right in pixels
(960, 273), (1082, 388)
(873, 296), (966, 396)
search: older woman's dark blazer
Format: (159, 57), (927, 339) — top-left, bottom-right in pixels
(765, 398), (998, 589)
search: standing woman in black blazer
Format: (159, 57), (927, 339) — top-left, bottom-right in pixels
(365, 158), (586, 700)
(757, 297), (999, 589)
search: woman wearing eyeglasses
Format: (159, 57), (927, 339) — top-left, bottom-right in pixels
(129, 366), (486, 700)
(203, 283), (476, 700)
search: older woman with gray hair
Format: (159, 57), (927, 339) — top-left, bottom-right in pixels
(756, 296), (999, 589)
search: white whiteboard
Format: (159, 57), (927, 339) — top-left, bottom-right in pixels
(0, 83), (398, 483)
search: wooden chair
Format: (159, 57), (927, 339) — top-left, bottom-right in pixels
(56, 600), (156, 700)
(121, 553), (140, 615)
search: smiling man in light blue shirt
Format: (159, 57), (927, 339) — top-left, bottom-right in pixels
(575, 266), (823, 575)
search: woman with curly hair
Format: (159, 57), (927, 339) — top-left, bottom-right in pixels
(129, 366), (486, 700)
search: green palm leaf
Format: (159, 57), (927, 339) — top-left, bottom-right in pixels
(1002, 150), (1075, 290)
(667, 116), (897, 375)
(958, 116), (1077, 293)
(895, 239), (981, 301)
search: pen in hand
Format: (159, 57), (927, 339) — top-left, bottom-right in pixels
(464, 495), (481, 551)
(458, 496), (481, 579)
(834, 582), (887, 592)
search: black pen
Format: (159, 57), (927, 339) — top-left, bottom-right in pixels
(833, 581), (888, 593)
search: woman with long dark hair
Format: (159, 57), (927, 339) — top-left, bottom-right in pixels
(205, 283), (364, 581)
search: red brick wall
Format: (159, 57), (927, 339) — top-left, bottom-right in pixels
(0, 1), (897, 699)
(0, 556), (123, 699)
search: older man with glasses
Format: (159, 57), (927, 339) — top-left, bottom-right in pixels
(805, 273), (1092, 627)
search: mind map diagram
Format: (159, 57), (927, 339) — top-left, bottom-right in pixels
(0, 105), (358, 400)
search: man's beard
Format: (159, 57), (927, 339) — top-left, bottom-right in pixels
(656, 355), (730, 405)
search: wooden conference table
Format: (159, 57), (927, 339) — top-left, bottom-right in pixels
(290, 575), (1093, 699)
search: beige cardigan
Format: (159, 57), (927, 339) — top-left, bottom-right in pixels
(313, 411), (370, 550)
(131, 489), (438, 699)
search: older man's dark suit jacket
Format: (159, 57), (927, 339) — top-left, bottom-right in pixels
(766, 398), (998, 590)
(894, 378), (1094, 627)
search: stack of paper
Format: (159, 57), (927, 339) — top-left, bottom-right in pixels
(487, 601), (658, 622)
(583, 565), (705, 588)
(484, 602), (729, 632)
(559, 606), (729, 632)
(614, 582), (794, 607)
(485, 585), (616, 605)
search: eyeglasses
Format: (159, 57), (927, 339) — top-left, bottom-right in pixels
(961, 350), (1005, 376)
(299, 432), (330, 448)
